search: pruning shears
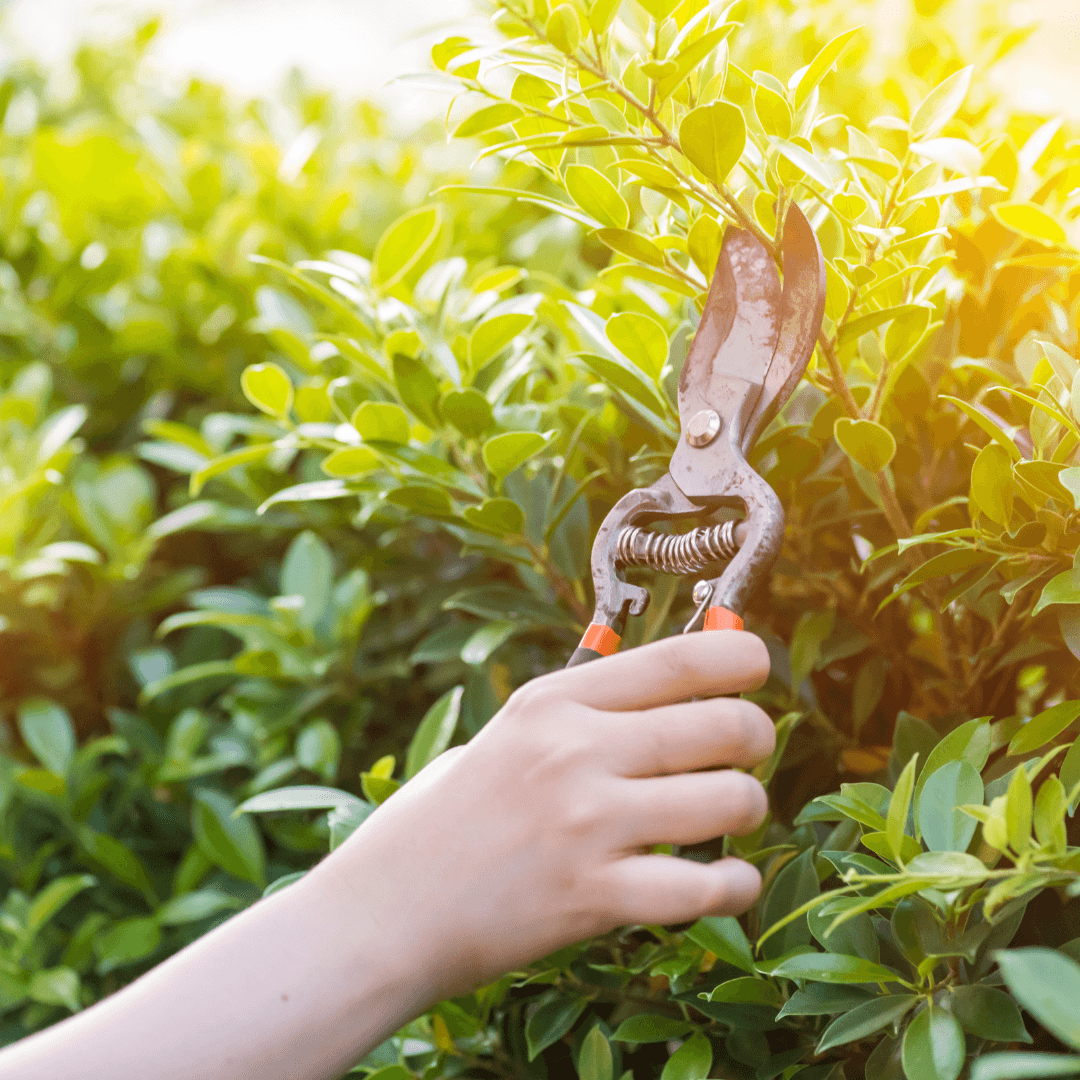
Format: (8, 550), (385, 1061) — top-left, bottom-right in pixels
(568, 204), (826, 666)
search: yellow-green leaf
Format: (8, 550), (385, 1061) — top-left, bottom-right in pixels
(352, 401), (410, 445)
(482, 430), (551, 480)
(241, 363), (293, 418)
(605, 312), (668, 379)
(321, 447), (380, 478)
(991, 202), (1068, 245)
(546, 4), (583, 54)
(372, 206), (444, 291)
(564, 164), (629, 229)
(834, 418), (896, 473)
(688, 214), (722, 277)
(887, 753), (918, 866)
(468, 313), (534, 371)
(595, 228), (666, 266)
(971, 442), (1015, 526)
(794, 27), (862, 108)
(909, 66), (973, 140)
(678, 102), (746, 187)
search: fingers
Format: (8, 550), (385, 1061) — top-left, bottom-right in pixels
(601, 697), (775, 777)
(611, 770), (768, 848)
(603, 855), (762, 925)
(544, 630), (770, 712)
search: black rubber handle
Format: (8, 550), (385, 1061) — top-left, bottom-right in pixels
(566, 646), (604, 667)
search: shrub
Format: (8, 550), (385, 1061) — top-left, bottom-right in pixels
(4, 1), (1080, 1077)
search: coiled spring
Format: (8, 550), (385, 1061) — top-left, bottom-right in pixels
(617, 520), (740, 575)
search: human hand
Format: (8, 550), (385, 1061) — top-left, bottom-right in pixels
(310, 629), (775, 1006)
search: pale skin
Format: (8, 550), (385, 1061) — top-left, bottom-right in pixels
(0, 630), (775, 1080)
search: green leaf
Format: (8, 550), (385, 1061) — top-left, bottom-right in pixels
(760, 848), (820, 957)
(578, 1025), (614, 1080)
(321, 446), (380, 478)
(612, 1015), (695, 1043)
(526, 994), (587, 1060)
(678, 102), (746, 187)
(385, 485), (453, 516)
(156, 888), (244, 926)
(588, 0), (621, 35)
(754, 84), (791, 138)
(190, 443), (275, 497)
(770, 137), (834, 188)
(462, 621), (518, 665)
(918, 761), (983, 852)
(1034, 570), (1080, 617)
(1006, 765), (1034, 854)
(573, 351), (669, 418)
(441, 388), (493, 439)
(992, 202), (1068, 245)
(27, 874), (96, 938)
(887, 753), (919, 865)
(241, 363), (293, 417)
(914, 718), (992, 819)
(237, 785), (365, 814)
(902, 1003), (965, 1080)
(777, 984), (876, 1018)
(393, 353), (442, 428)
(193, 789), (266, 887)
(281, 529), (334, 627)
(594, 228), (666, 267)
(29, 966), (81, 1011)
(834, 418), (896, 473)
(17, 698), (76, 777)
(909, 66), (973, 140)
(971, 1054), (1080, 1080)
(997, 949), (1080, 1050)
(482, 430), (551, 480)
(939, 395), (1022, 462)
(605, 312), (668, 379)
(685, 916), (755, 973)
(405, 686), (463, 779)
(794, 27), (862, 107)
(77, 827), (156, 902)
(94, 917), (161, 975)
(468, 313), (534, 371)
(372, 206), (444, 291)
(704, 978), (780, 1006)
(453, 103), (523, 139)
(564, 164), (629, 229)
(661, 1032), (712, 1080)
(546, 4), (583, 53)
(462, 497), (524, 535)
(756, 951), (905, 985)
(951, 985), (1032, 1044)
(972, 443), (1015, 526)
(1009, 701), (1080, 756)
(817, 995), (920, 1054)
(1035, 775), (1067, 850)
(353, 401), (410, 444)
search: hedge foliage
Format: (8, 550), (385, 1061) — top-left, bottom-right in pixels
(2, 2), (1080, 1078)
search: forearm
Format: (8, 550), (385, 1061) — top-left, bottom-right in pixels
(0, 864), (424, 1080)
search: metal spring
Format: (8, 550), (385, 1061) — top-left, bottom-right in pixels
(617, 520), (740, 575)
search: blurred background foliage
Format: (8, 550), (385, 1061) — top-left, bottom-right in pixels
(2, 1), (1080, 1078)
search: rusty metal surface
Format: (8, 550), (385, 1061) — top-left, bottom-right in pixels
(575, 203), (827, 650)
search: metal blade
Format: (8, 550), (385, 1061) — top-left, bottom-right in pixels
(677, 227), (781, 419)
(742, 203), (827, 455)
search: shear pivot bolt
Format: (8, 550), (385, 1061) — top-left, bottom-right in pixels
(686, 409), (721, 447)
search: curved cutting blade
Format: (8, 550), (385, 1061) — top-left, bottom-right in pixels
(742, 202), (827, 455)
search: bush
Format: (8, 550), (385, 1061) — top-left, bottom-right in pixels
(3, 1), (1080, 1077)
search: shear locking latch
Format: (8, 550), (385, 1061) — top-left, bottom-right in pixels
(568, 204), (826, 668)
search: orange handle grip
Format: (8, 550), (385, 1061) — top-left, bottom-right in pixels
(703, 606), (743, 631)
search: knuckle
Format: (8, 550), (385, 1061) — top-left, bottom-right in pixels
(502, 677), (556, 721)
